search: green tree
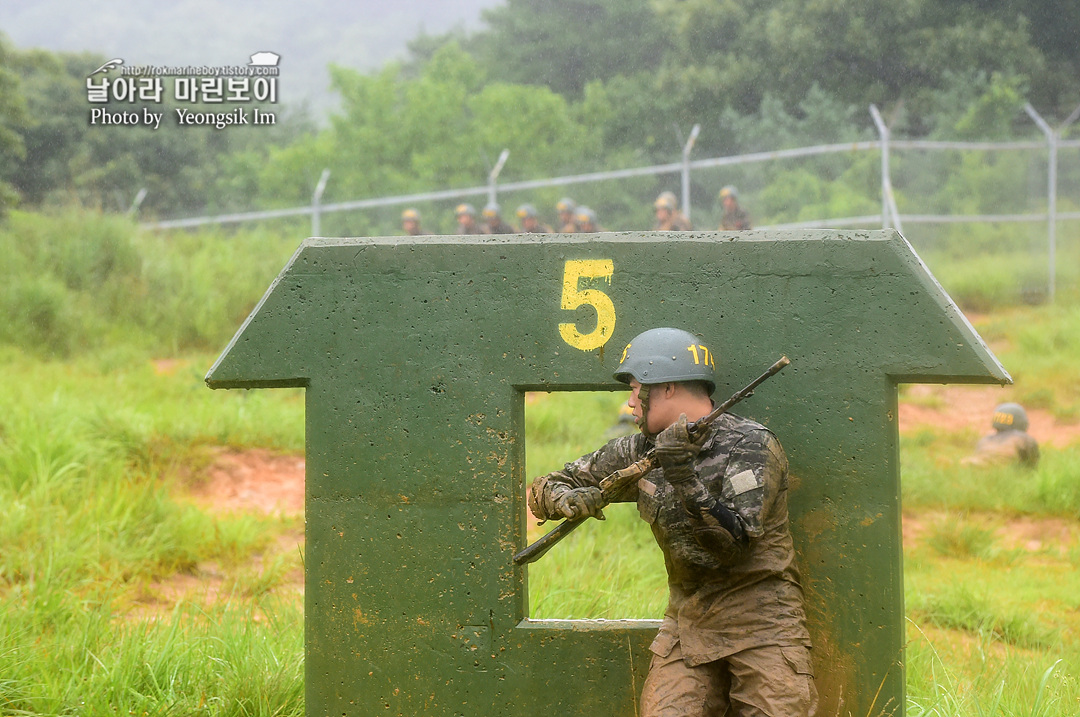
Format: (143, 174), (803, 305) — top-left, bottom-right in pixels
(226, 42), (601, 233)
(0, 34), (29, 216)
(470, 0), (669, 98)
(2, 44), (313, 218)
(971, 0), (1080, 114)
(6, 49), (97, 206)
(651, 0), (1046, 132)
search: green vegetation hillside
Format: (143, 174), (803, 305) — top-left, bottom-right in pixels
(2, 0), (1079, 224)
(0, 210), (1078, 713)
(2, 0), (1080, 711)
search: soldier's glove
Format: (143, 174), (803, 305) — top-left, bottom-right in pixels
(554, 486), (606, 521)
(654, 414), (705, 485)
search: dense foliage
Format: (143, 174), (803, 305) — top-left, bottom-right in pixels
(1, 1), (1078, 221)
(0, 209), (302, 356)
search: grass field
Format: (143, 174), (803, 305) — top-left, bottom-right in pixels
(1, 211), (1079, 714)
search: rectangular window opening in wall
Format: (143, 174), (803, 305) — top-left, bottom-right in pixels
(523, 389), (667, 620)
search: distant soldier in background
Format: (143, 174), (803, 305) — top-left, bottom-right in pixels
(556, 197), (579, 233)
(964, 402), (1040, 468)
(482, 202), (516, 234)
(454, 203), (483, 235)
(719, 186), (752, 230)
(401, 208), (430, 236)
(516, 204), (552, 233)
(603, 399), (640, 441)
(654, 191), (694, 231)
(575, 206), (603, 232)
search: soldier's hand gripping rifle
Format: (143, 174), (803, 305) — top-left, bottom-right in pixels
(513, 356), (790, 566)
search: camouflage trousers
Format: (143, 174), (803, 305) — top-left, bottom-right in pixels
(640, 641), (817, 717)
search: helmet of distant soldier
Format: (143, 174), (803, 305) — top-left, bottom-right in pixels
(401, 208), (421, 222)
(556, 197), (576, 214)
(654, 191), (678, 211)
(455, 203), (477, 217)
(613, 327), (716, 395)
(719, 186), (738, 200)
(516, 204), (538, 219)
(992, 403), (1029, 432)
(482, 202), (501, 219)
(575, 206), (597, 227)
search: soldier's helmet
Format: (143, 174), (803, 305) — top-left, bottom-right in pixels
(401, 208), (421, 222)
(455, 203), (477, 218)
(719, 185), (738, 200)
(614, 327), (716, 395)
(556, 197), (577, 214)
(516, 203), (538, 220)
(992, 402), (1030, 432)
(482, 202), (501, 220)
(575, 206), (597, 228)
(654, 191), (678, 211)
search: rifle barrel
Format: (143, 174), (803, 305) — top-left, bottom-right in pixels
(512, 517), (586, 565)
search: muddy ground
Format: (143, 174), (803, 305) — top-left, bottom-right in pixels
(152, 384), (1078, 613)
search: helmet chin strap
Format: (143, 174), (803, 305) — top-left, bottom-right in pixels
(635, 383), (653, 437)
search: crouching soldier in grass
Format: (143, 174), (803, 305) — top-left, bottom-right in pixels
(528, 328), (817, 717)
(963, 402), (1040, 468)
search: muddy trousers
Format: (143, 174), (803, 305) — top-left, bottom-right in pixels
(640, 641), (817, 717)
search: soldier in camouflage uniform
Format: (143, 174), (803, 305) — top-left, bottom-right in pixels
(654, 191), (694, 231)
(718, 186), (751, 230)
(482, 202), (517, 234)
(516, 204), (553, 233)
(574, 206), (604, 233)
(454, 203), (483, 235)
(401, 208), (430, 236)
(964, 402), (1040, 467)
(556, 197), (579, 233)
(529, 328), (816, 717)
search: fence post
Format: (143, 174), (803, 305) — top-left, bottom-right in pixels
(1024, 102), (1080, 303)
(312, 168), (331, 237)
(681, 124), (700, 221)
(869, 105), (892, 231)
(488, 149), (510, 207)
(128, 187), (147, 216)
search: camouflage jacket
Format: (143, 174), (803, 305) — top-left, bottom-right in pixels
(720, 206), (751, 230)
(484, 220), (517, 235)
(654, 212), (694, 231)
(970, 429), (1040, 467)
(521, 223), (554, 234)
(528, 412), (812, 665)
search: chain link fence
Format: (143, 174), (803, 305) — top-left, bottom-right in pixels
(141, 105), (1080, 304)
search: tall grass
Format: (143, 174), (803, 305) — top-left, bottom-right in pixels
(1, 208), (1079, 713)
(524, 390), (668, 619)
(0, 344), (305, 714)
(905, 622), (1077, 717)
(975, 303), (1080, 418)
(0, 597), (303, 716)
(901, 432), (1080, 517)
(0, 209), (301, 356)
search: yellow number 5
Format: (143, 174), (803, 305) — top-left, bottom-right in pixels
(559, 259), (616, 351)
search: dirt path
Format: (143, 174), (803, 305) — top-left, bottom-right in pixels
(185, 381), (1078, 521)
(139, 388), (1077, 616)
(899, 384), (1080, 448)
(132, 449), (307, 617)
(186, 384), (1080, 535)
(188, 447), (306, 515)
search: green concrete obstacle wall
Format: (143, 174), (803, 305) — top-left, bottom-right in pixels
(207, 230), (1007, 717)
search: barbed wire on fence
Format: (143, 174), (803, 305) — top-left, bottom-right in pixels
(139, 104), (1080, 297)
